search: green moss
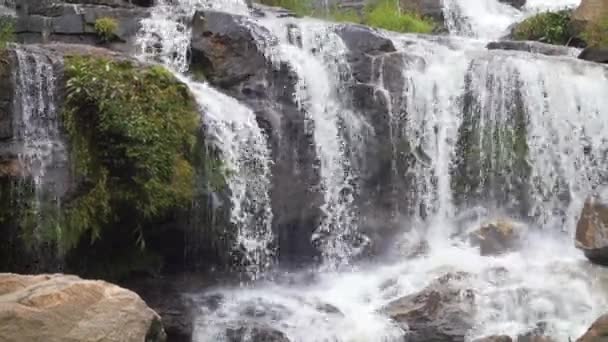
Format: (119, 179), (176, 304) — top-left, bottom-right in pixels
(364, 0), (434, 33)
(513, 10), (573, 45)
(94, 17), (118, 43)
(0, 17), (14, 50)
(60, 56), (200, 251)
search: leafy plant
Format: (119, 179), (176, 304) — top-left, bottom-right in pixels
(61, 56), (200, 251)
(512, 10), (573, 45)
(583, 16), (608, 48)
(94, 17), (118, 42)
(364, 0), (434, 34)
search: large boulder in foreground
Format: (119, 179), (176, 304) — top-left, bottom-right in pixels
(579, 48), (608, 64)
(382, 272), (475, 342)
(575, 187), (608, 264)
(577, 314), (608, 342)
(0, 273), (166, 342)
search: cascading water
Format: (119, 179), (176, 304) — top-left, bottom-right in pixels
(134, 0), (608, 340)
(443, 0), (582, 39)
(137, 0), (275, 278)
(253, 16), (364, 268)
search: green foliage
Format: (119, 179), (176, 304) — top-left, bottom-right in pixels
(0, 17), (14, 50)
(364, 0), (434, 34)
(513, 10), (573, 45)
(61, 56), (200, 251)
(324, 7), (361, 24)
(583, 16), (608, 48)
(94, 17), (118, 42)
(257, 0), (313, 16)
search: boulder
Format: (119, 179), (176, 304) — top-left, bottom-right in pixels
(0, 273), (166, 342)
(498, 0), (526, 9)
(382, 272), (475, 342)
(575, 187), (608, 264)
(573, 0), (608, 24)
(474, 336), (513, 342)
(487, 41), (578, 57)
(578, 48), (608, 64)
(577, 313), (608, 342)
(469, 219), (521, 256)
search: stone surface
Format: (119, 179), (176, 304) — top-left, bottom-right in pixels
(579, 48), (608, 64)
(498, 0), (526, 9)
(0, 273), (166, 342)
(474, 336), (513, 342)
(226, 324), (291, 342)
(573, 0), (608, 24)
(575, 187), (608, 264)
(382, 272), (475, 342)
(469, 219), (521, 256)
(577, 313), (608, 342)
(487, 40), (578, 57)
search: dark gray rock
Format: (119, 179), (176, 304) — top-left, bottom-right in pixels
(579, 47), (608, 63)
(382, 272), (476, 342)
(190, 10), (323, 264)
(0, 50), (14, 141)
(498, 0), (526, 9)
(576, 187), (608, 265)
(487, 40), (578, 57)
(226, 324), (290, 342)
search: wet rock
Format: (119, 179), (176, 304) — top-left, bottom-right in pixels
(498, 0), (526, 9)
(474, 336), (513, 342)
(469, 219), (521, 256)
(578, 48), (608, 64)
(517, 322), (555, 342)
(487, 41), (578, 57)
(575, 187), (608, 264)
(0, 273), (166, 342)
(382, 272), (476, 342)
(226, 323), (290, 342)
(577, 313), (608, 342)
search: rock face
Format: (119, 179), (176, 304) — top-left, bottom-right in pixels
(487, 41), (578, 57)
(15, 0), (150, 53)
(573, 0), (608, 23)
(579, 48), (608, 64)
(577, 314), (608, 342)
(383, 272), (475, 342)
(0, 273), (166, 342)
(575, 187), (608, 264)
(469, 219), (521, 256)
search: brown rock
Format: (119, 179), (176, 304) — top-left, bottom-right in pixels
(0, 273), (166, 342)
(575, 188), (608, 264)
(577, 313), (608, 342)
(573, 0), (608, 24)
(469, 219), (521, 256)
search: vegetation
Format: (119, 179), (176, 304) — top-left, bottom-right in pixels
(94, 17), (118, 42)
(582, 16), (608, 48)
(0, 17), (14, 49)
(60, 56), (200, 251)
(512, 10), (573, 45)
(364, 0), (434, 34)
(257, 0), (434, 33)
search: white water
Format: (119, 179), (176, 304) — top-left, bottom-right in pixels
(443, 0), (582, 39)
(253, 15), (364, 268)
(137, 0), (275, 278)
(134, 0), (608, 340)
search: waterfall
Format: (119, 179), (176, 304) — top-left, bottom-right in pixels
(442, 0), (582, 39)
(253, 16), (364, 268)
(137, 0), (275, 278)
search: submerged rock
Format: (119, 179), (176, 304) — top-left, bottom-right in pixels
(469, 219), (521, 256)
(382, 272), (475, 342)
(0, 273), (166, 342)
(576, 187), (608, 264)
(577, 313), (608, 341)
(226, 323), (290, 342)
(487, 41), (578, 57)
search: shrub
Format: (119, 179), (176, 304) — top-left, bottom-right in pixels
(583, 16), (608, 47)
(94, 17), (118, 42)
(364, 0), (434, 34)
(61, 56), (200, 250)
(512, 10), (573, 45)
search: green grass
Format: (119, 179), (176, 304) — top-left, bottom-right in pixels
(0, 17), (14, 49)
(364, 0), (434, 33)
(257, 0), (313, 16)
(94, 17), (118, 42)
(512, 10), (572, 45)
